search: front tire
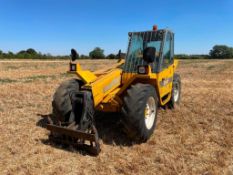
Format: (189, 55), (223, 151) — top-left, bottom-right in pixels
(121, 83), (158, 142)
(52, 79), (82, 123)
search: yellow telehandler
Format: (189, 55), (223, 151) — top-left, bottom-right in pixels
(46, 26), (181, 155)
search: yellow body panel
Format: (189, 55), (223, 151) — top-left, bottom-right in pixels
(76, 70), (97, 83)
(73, 59), (179, 112)
(82, 69), (122, 107)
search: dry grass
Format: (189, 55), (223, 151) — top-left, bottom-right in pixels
(0, 59), (232, 175)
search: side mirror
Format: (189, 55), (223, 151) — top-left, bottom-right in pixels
(71, 49), (79, 61)
(143, 47), (156, 63)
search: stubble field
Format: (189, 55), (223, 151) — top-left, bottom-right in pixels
(0, 59), (232, 175)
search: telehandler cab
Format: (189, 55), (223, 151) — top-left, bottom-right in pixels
(46, 26), (181, 155)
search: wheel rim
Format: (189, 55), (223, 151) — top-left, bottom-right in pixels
(144, 97), (156, 130)
(173, 83), (179, 102)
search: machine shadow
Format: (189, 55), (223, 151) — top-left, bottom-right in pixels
(36, 112), (133, 154)
(94, 112), (133, 146)
(36, 114), (52, 128)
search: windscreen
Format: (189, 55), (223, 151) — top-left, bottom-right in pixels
(123, 30), (164, 73)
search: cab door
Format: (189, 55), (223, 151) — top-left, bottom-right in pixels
(157, 31), (174, 104)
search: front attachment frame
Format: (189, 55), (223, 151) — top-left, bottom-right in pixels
(47, 123), (100, 155)
(46, 90), (100, 156)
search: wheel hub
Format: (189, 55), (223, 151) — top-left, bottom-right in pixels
(144, 97), (156, 130)
(173, 83), (179, 102)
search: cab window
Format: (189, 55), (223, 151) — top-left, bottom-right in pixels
(162, 32), (172, 68)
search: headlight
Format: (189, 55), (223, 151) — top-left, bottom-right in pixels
(138, 66), (149, 74)
(70, 63), (77, 71)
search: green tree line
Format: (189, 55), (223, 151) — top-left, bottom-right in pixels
(175, 45), (233, 59)
(0, 45), (233, 59)
(0, 47), (120, 59)
(0, 48), (70, 59)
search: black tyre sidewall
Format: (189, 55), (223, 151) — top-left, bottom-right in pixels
(52, 79), (81, 123)
(122, 84), (158, 142)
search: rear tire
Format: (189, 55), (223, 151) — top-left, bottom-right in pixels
(121, 83), (158, 142)
(52, 79), (82, 123)
(168, 73), (181, 109)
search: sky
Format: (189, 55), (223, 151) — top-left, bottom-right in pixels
(0, 0), (232, 56)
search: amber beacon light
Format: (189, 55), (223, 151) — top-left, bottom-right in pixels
(153, 25), (158, 31)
